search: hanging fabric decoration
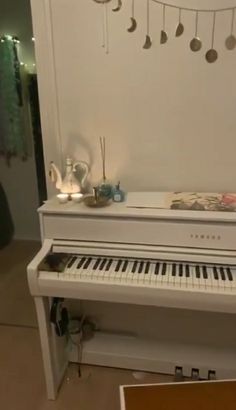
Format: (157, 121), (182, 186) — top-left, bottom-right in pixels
(0, 36), (28, 164)
(92, 0), (236, 64)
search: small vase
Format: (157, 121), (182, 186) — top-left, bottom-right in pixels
(98, 179), (113, 199)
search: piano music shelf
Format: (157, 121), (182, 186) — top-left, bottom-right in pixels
(68, 332), (236, 380)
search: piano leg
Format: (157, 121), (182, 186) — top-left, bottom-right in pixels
(34, 296), (68, 400)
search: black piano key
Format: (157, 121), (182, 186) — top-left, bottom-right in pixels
(155, 263), (160, 275)
(226, 267), (233, 281)
(185, 265), (190, 278)
(115, 260), (122, 272)
(132, 261), (138, 273)
(172, 264), (176, 276)
(67, 256), (77, 268)
(99, 259), (107, 270)
(105, 259), (113, 271)
(77, 257), (86, 269)
(213, 266), (219, 280)
(162, 263), (167, 275)
(219, 267), (226, 281)
(93, 258), (101, 270)
(122, 260), (129, 272)
(138, 261), (144, 274)
(196, 265), (201, 279)
(203, 266), (208, 280)
(145, 261), (150, 274)
(83, 257), (92, 269)
(178, 264), (183, 277)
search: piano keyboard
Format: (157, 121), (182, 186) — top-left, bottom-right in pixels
(40, 255), (236, 292)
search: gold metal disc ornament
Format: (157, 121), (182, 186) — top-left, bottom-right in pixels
(205, 12), (218, 63)
(190, 12), (202, 52)
(225, 9), (236, 50)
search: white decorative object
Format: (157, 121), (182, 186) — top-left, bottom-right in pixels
(49, 157), (89, 194)
(57, 193), (68, 203)
(71, 193), (83, 203)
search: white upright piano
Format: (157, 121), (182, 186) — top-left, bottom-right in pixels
(28, 195), (236, 399)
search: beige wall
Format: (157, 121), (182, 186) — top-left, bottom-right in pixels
(0, 0), (40, 240)
(34, 0), (236, 196)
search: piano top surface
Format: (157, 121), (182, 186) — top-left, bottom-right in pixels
(38, 194), (236, 223)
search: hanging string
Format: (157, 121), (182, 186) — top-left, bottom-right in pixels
(230, 8), (235, 34)
(163, 4), (166, 31)
(211, 11), (216, 48)
(195, 11), (199, 37)
(178, 8), (181, 23)
(102, 4), (105, 48)
(147, 0), (150, 35)
(105, 2), (109, 54)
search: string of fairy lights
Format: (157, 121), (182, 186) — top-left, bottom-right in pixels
(0, 35), (36, 70)
(93, 0), (236, 62)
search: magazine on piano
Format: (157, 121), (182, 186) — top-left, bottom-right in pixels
(126, 192), (236, 212)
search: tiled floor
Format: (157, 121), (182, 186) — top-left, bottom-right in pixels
(0, 241), (172, 409)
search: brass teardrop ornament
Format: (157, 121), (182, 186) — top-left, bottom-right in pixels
(175, 9), (184, 37)
(112, 0), (122, 12)
(127, 17), (137, 32)
(190, 12), (201, 52)
(225, 9), (236, 50)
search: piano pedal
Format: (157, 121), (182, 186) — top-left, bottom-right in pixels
(191, 368), (200, 381)
(208, 370), (216, 380)
(174, 366), (184, 382)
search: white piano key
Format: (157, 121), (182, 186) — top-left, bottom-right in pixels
(190, 265), (199, 289)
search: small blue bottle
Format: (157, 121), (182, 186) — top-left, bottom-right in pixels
(113, 182), (125, 202)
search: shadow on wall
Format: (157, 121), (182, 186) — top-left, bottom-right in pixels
(0, 183), (14, 248)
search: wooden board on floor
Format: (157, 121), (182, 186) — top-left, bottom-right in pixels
(120, 380), (236, 410)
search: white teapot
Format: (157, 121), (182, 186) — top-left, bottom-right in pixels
(49, 157), (89, 194)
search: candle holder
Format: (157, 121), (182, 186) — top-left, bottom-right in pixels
(71, 193), (83, 203)
(57, 193), (69, 204)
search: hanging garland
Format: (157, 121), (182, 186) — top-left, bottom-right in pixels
(92, 0), (236, 63)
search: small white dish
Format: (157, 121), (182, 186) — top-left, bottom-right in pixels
(71, 193), (83, 203)
(57, 193), (69, 204)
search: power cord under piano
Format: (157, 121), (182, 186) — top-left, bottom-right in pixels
(68, 315), (95, 378)
(49, 297), (95, 378)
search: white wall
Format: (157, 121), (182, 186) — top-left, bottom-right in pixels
(0, 0), (40, 240)
(32, 0), (236, 196)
